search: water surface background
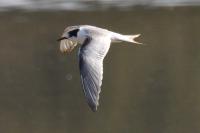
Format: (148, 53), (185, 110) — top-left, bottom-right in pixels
(0, 2), (200, 133)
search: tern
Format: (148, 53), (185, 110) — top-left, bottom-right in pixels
(58, 25), (142, 112)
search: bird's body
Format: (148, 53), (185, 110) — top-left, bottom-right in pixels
(58, 25), (141, 112)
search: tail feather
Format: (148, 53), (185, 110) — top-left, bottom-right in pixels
(125, 34), (142, 44)
(111, 32), (142, 44)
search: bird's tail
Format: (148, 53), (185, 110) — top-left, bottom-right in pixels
(124, 34), (142, 44)
(111, 32), (142, 44)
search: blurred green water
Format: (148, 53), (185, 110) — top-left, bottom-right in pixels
(0, 7), (200, 133)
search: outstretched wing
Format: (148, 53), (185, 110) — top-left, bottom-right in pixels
(79, 36), (111, 112)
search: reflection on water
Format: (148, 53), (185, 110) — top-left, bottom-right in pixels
(0, 7), (200, 133)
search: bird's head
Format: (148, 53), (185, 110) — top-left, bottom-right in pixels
(57, 26), (80, 41)
(57, 26), (80, 53)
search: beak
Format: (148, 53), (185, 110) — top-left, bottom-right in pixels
(57, 37), (68, 42)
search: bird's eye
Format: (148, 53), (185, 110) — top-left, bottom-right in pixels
(68, 29), (79, 37)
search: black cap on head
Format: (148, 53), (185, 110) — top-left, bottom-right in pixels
(68, 29), (79, 37)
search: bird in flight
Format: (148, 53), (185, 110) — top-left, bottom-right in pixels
(58, 25), (142, 112)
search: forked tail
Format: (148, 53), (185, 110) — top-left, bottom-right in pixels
(111, 32), (142, 44)
(125, 34), (142, 44)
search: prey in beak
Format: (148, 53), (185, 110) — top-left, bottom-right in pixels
(57, 36), (78, 53)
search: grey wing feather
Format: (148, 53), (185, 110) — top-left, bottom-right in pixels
(79, 36), (111, 112)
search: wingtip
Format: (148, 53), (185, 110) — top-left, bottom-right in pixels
(87, 101), (98, 112)
(91, 106), (98, 112)
(89, 103), (98, 112)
